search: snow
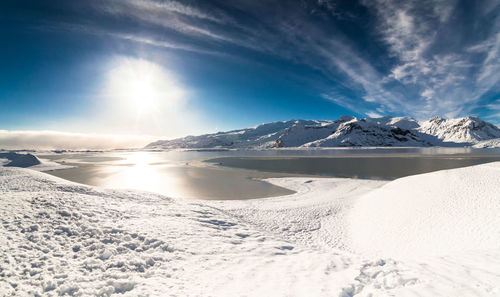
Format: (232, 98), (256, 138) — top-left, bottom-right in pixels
(28, 159), (74, 172)
(146, 116), (500, 149)
(418, 116), (500, 144)
(0, 152), (73, 172)
(146, 120), (333, 149)
(301, 118), (430, 147)
(474, 138), (500, 148)
(213, 177), (387, 250)
(0, 152), (41, 167)
(349, 162), (500, 259)
(1, 163), (500, 296)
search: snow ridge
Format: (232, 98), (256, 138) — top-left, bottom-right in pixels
(146, 120), (333, 149)
(419, 116), (500, 144)
(146, 116), (500, 149)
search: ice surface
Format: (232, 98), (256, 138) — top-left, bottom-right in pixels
(1, 163), (500, 296)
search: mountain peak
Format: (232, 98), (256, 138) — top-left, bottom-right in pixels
(145, 116), (500, 149)
(338, 115), (356, 122)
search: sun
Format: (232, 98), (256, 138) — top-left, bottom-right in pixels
(129, 77), (157, 114)
(105, 58), (184, 117)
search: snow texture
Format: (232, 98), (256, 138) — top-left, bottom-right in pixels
(146, 116), (500, 149)
(473, 138), (500, 148)
(349, 162), (500, 259)
(146, 119), (332, 149)
(1, 163), (500, 296)
(0, 152), (41, 168)
(0, 152), (72, 172)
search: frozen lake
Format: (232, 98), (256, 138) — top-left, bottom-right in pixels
(38, 148), (500, 200)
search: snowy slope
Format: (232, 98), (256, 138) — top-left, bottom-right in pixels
(301, 117), (431, 147)
(146, 120), (332, 149)
(473, 138), (500, 148)
(2, 164), (500, 296)
(349, 162), (500, 259)
(0, 152), (41, 167)
(0, 152), (72, 171)
(146, 116), (500, 149)
(275, 116), (353, 147)
(418, 116), (500, 144)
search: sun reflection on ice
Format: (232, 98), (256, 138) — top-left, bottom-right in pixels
(105, 152), (181, 196)
(127, 152), (153, 167)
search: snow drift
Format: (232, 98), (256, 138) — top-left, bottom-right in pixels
(349, 162), (500, 259)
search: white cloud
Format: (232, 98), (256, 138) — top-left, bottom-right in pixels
(475, 33), (500, 89)
(36, 0), (500, 122)
(320, 93), (359, 112)
(99, 0), (239, 45)
(120, 0), (226, 23)
(361, 0), (500, 118)
(366, 111), (383, 118)
(486, 99), (500, 110)
(113, 33), (210, 54)
(421, 88), (435, 100)
(0, 130), (156, 150)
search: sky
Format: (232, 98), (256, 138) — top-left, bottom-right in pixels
(1, 0), (500, 149)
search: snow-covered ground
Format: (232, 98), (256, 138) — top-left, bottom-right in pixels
(474, 138), (500, 148)
(0, 152), (72, 172)
(1, 163), (500, 296)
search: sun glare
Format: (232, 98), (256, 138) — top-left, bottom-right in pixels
(100, 57), (202, 137)
(129, 78), (157, 113)
(106, 58), (185, 117)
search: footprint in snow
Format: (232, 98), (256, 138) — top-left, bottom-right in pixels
(235, 233), (249, 238)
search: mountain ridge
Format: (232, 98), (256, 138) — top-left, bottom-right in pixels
(145, 116), (500, 149)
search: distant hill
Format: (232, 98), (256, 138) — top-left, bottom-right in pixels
(0, 152), (41, 167)
(145, 116), (500, 149)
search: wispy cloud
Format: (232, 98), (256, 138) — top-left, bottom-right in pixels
(361, 0), (500, 119)
(366, 111), (383, 118)
(112, 33), (223, 56)
(321, 93), (360, 113)
(474, 33), (500, 95)
(97, 0), (245, 46)
(31, 0), (500, 121)
(113, 0), (228, 24)
(486, 99), (500, 110)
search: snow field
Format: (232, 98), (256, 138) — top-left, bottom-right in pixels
(1, 163), (500, 296)
(349, 162), (500, 259)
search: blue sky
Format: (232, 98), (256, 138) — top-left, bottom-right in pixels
(1, 0), (500, 143)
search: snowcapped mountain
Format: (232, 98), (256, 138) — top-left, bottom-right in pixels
(473, 138), (500, 148)
(419, 116), (500, 144)
(145, 116), (500, 149)
(277, 116), (431, 147)
(146, 120), (333, 149)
